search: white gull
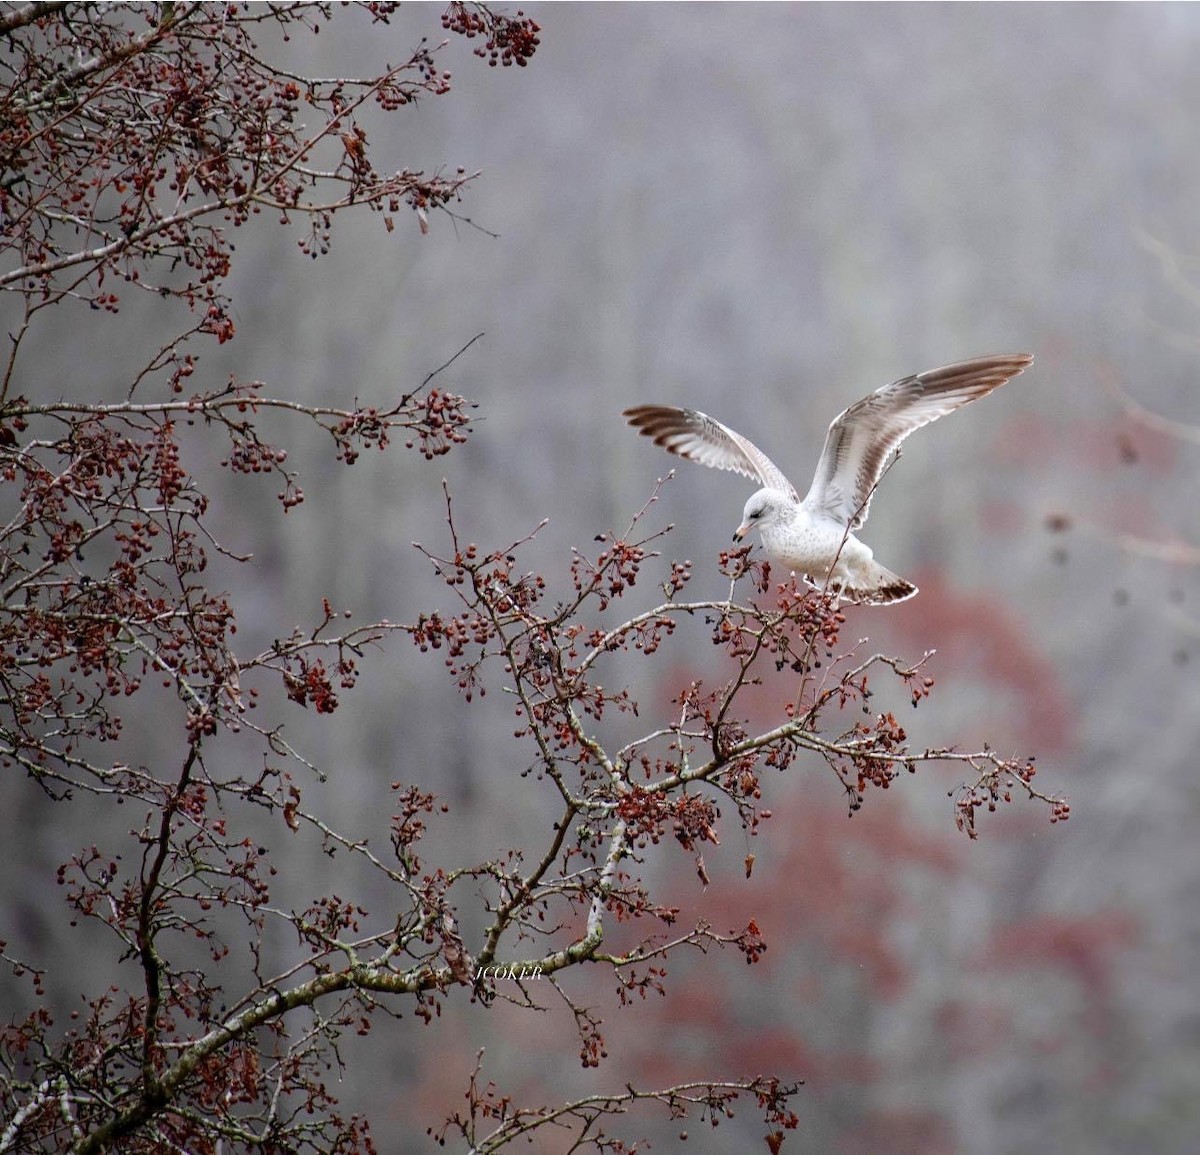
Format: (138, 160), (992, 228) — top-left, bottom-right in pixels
(624, 353), (1033, 604)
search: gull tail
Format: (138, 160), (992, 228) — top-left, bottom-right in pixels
(842, 561), (918, 605)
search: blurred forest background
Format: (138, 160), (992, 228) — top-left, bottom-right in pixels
(7, 3), (1200, 1152)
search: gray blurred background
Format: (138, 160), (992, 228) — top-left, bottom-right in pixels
(8, 4), (1200, 1152)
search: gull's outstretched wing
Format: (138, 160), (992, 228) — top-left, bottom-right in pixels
(802, 353), (1033, 530)
(623, 405), (798, 500)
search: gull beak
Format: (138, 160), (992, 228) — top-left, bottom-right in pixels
(732, 522), (750, 543)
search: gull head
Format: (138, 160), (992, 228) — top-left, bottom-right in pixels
(733, 488), (791, 543)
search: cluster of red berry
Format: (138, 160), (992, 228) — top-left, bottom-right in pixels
(441, 3), (541, 67)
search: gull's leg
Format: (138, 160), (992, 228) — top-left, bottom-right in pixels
(822, 570), (849, 606)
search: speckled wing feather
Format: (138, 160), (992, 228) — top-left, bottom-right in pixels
(623, 405), (799, 501)
(802, 353), (1033, 530)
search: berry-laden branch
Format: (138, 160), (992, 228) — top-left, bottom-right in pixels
(0, 463), (1065, 1152)
(0, 327), (485, 1152)
(0, 3), (538, 395)
(433, 1047), (800, 1153)
(0, 449), (1066, 1150)
(0, 5), (1067, 1152)
(0, 337), (479, 804)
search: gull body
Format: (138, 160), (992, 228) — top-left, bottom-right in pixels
(733, 487), (881, 595)
(624, 353), (1033, 604)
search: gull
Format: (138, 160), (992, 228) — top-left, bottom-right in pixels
(624, 353), (1033, 604)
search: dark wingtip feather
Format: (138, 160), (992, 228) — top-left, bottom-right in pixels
(623, 405), (677, 429)
(623, 405), (693, 449)
(918, 352), (1034, 390)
